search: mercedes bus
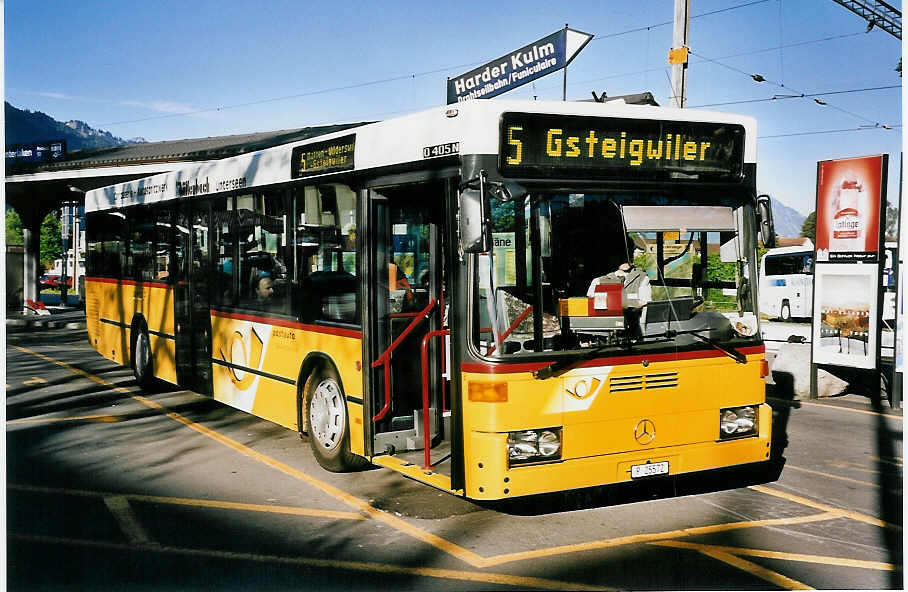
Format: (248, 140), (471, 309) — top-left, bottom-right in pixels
(84, 99), (777, 500)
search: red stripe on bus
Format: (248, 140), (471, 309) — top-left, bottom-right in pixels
(85, 276), (171, 288)
(461, 345), (766, 374)
(210, 309), (363, 339)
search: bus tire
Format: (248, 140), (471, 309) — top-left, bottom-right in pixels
(303, 366), (366, 472)
(131, 324), (156, 390)
(780, 301), (791, 322)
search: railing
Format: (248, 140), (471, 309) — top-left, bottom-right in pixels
(486, 305), (533, 355)
(420, 328), (449, 469)
(371, 298), (437, 422)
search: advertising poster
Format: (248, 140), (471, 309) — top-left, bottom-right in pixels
(811, 264), (879, 369)
(815, 155), (884, 263)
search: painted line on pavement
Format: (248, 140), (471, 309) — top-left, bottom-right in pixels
(11, 345), (489, 568)
(7, 414), (124, 425)
(481, 512), (840, 566)
(103, 495), (160, 548)
(785, 464), (892, 490)
(9, 533), (609, 591)
(750, 484), (902, 530)
(651, 540), (813, 590)
(656, 541), (897, 571)
(8, 483), (366, 521)
(796, 400), (902, 421)
(12, 343), (897, 586)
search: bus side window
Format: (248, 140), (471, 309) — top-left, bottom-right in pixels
(212, 196), (236, 306)
(238, 190), (289, 314)
(293, 184), (358, 324)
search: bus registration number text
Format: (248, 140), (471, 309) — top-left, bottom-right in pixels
(631, 461), (669, 479)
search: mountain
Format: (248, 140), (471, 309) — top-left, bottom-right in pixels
(5, 101), (146, 152)
(770, 199), (806, 239)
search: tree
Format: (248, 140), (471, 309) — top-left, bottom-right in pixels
(5, 208), (23, 247)
(800, 211), (816, 241)
(40, 212), (62, 269)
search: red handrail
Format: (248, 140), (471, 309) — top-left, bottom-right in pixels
(371, 298), (437, 422)
(420, 328), (449, 469)
(486, 305), (533, 355)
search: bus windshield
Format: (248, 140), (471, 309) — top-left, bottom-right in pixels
(472, 191), (759, 359)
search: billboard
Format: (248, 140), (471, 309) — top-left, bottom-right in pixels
(811, 264), (879, 369)
(814, 155), (885, 263)
(447, 28), (593, 104)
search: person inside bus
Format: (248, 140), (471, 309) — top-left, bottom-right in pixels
(255, 272), (275, 302)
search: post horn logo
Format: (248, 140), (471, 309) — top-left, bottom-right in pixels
(565, 377), (602, 399)
(634, 419), (656, 445)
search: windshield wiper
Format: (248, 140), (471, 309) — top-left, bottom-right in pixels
(533, 342), (620, 380)
(659, 328), (747, 364)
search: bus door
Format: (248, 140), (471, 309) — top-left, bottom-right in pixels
(174, 201), (213, 395)
(366, 182), (450, 470)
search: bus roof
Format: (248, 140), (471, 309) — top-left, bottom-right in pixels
(761, 241), (815, 258)
(85, 100), (757, 213)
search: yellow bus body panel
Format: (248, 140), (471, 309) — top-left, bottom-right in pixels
(210, 312), (363, 438)
(460, 351), (770, 500)
(84, 278), (176, 385)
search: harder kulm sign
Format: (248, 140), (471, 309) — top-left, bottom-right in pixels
(446, 27), (593, 104)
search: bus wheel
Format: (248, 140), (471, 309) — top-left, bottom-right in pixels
(131, 326), (155, 390)
(303, 366), (365, 472)
(780, 301), (791, 322)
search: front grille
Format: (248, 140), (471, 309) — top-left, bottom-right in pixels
(609, 372), (679, 393)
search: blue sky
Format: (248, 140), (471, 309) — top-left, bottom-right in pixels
(4, 0), (902, 217)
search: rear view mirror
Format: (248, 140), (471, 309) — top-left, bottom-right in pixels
(756, 194), (775, 248)
(458, 187), (489, 254)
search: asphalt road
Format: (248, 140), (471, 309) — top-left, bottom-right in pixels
(6, 325), (903, 590)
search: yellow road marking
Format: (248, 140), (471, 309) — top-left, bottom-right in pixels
(11, 345), (488, 568)
(652, 540), (813, 589)
(103, 495), (160, 547)
(9, 533), (609, 591)
(481, 512), (839, 566)
(8, 483), (365, 521)
(750, 484), (902, 530)
(660, 541), (897, 571)
(797, 400), (903, 421)
(23, 377), (48, 385)
(7, 414), (123, 425)
(785, 464), (890, 489)
(870, 455), (903, 466)
(11, 344), (897, 585)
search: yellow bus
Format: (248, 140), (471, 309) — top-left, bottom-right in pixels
(84, 99), (777, 500)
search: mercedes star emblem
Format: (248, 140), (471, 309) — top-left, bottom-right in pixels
(634, 419), (656, 445)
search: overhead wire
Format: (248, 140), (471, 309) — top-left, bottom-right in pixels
(97, 0), (771, 129)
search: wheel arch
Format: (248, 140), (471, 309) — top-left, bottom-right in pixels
(296, 351), (344, 434)
(129, 313), (148, 363)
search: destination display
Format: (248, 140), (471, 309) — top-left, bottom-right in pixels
(291, 134), (355, 178)
(499, 113), (745, 181)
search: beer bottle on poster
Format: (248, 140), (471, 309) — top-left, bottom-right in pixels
(830, 173), (863, 252)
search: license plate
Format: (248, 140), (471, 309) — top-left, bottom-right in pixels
(631, 461), (669, 479)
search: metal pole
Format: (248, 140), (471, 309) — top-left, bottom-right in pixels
(893, 153), (904, 408)
(671, 0), (691, 108)
(60, 204), (69, 306)
(563, 23), (569, 101)
(73, 210), (80, 297)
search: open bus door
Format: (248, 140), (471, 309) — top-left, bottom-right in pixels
(364, 181), (458, 491)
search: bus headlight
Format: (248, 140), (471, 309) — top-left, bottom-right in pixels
(508, 428), (562, 466)
(719, 405), (758, 439)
